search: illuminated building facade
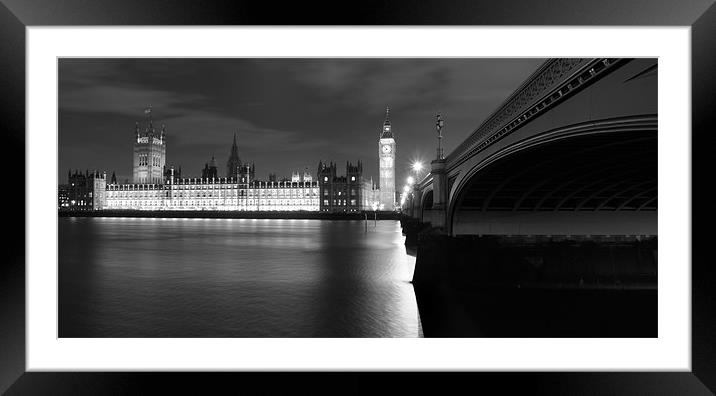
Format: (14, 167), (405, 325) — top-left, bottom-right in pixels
(317, 160), (378, 212)
(105, 173), (319, 211)
(132, 106), (166, 184)
(60, 107), (381, 213)
(105, 110), (320, 210)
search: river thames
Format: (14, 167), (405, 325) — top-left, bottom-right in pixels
(59, 217), (422, 337)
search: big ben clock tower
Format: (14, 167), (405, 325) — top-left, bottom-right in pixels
(378, 106), (396, 210)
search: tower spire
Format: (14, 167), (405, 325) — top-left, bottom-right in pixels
(231, 132), (239, 156)
(380, 105), (393, 139)
(226, 132), (242, 179)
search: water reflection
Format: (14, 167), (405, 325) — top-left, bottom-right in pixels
(59, 217), (420, 337)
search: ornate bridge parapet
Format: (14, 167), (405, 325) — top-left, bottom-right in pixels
(446, 58), (626, 173)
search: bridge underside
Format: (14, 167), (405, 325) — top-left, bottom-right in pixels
(452, 130), (657, 236)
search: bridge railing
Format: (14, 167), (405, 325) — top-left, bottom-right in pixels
(445, 58), (624, 172)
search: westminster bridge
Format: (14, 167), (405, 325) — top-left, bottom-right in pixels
(402, 58), (657, 337)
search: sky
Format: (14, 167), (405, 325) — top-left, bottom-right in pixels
(58, 58), (544, 186)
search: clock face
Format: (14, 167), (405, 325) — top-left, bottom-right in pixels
(382, 144), (392, 154)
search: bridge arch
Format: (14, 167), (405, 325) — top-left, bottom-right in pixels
(447, 116), (657, 236)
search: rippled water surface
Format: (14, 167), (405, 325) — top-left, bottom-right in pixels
(59, 217), (421, 337)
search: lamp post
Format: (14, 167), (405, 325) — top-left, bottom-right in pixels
(404, 178), (414, 212)
(436, 113), (444, 160)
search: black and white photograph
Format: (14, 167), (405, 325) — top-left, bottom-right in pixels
(58, 57), (657, 338)
(3, 0), (714, 392)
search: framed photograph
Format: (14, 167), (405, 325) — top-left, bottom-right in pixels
(2, 0), (714, 394)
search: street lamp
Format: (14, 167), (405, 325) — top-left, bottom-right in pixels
(406, 176), (415, 186)
(436, 113), (444, 160)
(411, 161), (425, 184)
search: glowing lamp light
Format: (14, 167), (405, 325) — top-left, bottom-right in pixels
(403, 185), (410, 193)
(407, 176), (415, 185)
(412, 161), (424, 173)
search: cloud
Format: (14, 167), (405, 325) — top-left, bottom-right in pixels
(59, 61), (328, 153)
(275, 59), (450, 111)
(60, 84), (328, 153)
(268, 58), (545, 117)
(59, 84), (207, 116)
(163, 110), (329, 152)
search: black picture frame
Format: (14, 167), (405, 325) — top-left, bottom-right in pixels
(1, 0), (714, 394)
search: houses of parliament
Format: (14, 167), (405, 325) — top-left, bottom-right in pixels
(59, 107), (397, 212)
